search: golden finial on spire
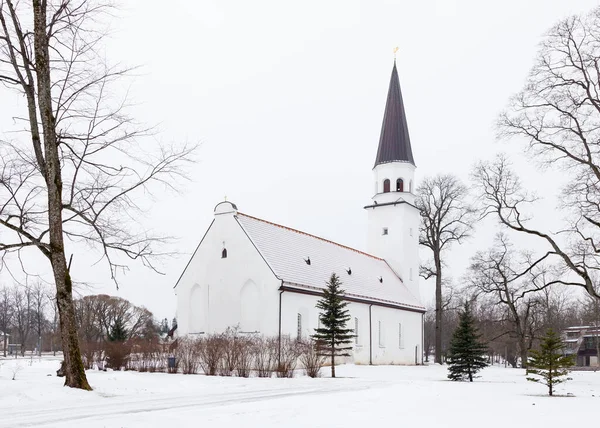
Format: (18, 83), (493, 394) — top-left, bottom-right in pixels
(393, 46), (399, 59)
(224, 195), (227, 201)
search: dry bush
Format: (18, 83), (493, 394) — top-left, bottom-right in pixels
(254, 336), (278, 377)
(199, 334), (225, 376)
(80, 341), (99, 370)
(298, 339), (325, 378)
(105, 341), (131, 370)
(141, 338), (167, 373)
(176, 337), (203, 375)
(220, 328), (241, 376)
(236, 335), (256, 378)
(276, 335), (300, 378)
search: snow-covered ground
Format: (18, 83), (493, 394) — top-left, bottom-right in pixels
(0, 356), (598, 427)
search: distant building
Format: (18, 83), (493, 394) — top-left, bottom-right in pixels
(1, 330), (11, 355)
(563, 325), (600, 367)
(174, 61), (425, 365)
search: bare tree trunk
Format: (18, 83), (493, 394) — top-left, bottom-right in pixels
(32, 0), (90, 390)
(434, 255), (443, 364)
(331, 349), (335, 378)
(518, 336), (528, 369)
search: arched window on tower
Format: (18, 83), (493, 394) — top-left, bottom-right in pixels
(396, 178), (404, 192)
(383, 179), (390, 193)
(409, 180), (413, 193)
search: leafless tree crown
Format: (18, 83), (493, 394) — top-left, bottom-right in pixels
(0, 0), (196, 286)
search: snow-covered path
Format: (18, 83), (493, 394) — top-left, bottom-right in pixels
(1, 357), (598, 427)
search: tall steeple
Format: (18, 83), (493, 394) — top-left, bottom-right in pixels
(365, 58), (420, 301)
(374, 61), (415, 167)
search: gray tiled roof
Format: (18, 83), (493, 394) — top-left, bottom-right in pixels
(236, 213), (423, 311)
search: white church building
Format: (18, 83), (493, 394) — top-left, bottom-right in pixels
(174, 61), (425, 365)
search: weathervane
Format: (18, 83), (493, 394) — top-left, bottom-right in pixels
(393, 46), (399, 60)
(224, 195), (227, 201)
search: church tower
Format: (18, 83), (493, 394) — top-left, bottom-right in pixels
(364, 60), (420, 301)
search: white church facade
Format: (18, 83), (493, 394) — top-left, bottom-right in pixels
(174, 61), (425, 365)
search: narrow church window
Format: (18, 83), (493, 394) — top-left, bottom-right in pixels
(409, 180), (413, 192)
(221, 248), (227, 258)
(398, 323), (404, 349)
(355, 318), (359, 345)
(382, 227), (388, 236)
(297, 313), (302, 339)
(378, 321), (384, 347)
(383, 179), (390, 193)
(396, 178), (404, 192)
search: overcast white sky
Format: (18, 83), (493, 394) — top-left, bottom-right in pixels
(2, 0), (599, 321)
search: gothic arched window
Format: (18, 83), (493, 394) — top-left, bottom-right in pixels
(383, 179), (390, 193)
(221, 248), (228, 258)
(396, 178), (404, 192)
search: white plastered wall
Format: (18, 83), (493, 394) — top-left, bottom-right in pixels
(174, 203), (281, 336)
(281, 290), (423, 365)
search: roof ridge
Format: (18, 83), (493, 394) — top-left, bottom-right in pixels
(237, 212), (383, 260)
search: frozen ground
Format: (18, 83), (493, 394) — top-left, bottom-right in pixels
(0, 356), (598, 428)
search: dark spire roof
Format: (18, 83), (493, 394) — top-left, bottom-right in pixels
(374, 61), (415, 167)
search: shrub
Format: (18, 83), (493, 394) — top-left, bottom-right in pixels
(254, 336), (277, 378)
(220, 328), (240, 376)
(298, 339), (325, 378)
(236, 335), (256, 378)
(176, 337), (203, 375)
(199, 334), (225, 376)
(276, 335), (300, 378)
(80, 341), (101, 370)
(105, 341), (131, 370)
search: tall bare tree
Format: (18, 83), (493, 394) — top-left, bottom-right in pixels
(416, 174), (476, 364)
(468, 233), (555, 367)
(0, 284), (12, 356)
(483, 7), (600, 301)
(31, 282), (49, 355)
(0, 1), (194, 389)
(12, 283), (33, 356)
(473, 156), (598, 298)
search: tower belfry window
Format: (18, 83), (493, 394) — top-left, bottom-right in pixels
(221, 248), (227, 258)
(396, 178), (404, 192)
(383, 179), (390, 193)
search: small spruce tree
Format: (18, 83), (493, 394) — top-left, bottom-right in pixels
(312, 273), (354, 378)
(526, 329), (574, 396)
(108, 318), (128, 342)
(106, 317), (130, 370)
(447, 302), (488, 382)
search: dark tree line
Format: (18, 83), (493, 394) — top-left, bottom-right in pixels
(0, 286), (164, 362)
(422, 282), (598, 367)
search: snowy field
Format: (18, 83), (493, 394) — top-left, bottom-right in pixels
(0, 356), (598, 427)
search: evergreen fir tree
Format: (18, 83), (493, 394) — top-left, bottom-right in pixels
(160, 318), (169, 334)
(312, 273), (354, 378)
(108, 317), (128, 342)
(447, 302), (488, 382)
(526, 329), (574, 396)
(106, 317), (130, 370)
